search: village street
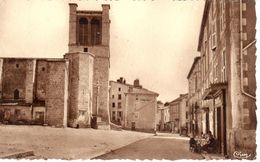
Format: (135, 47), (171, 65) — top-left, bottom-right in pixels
(0, 125), (204, 160)
(95, 132), (203, 160)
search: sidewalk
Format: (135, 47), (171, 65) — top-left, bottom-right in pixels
(0, 125), (152, 159)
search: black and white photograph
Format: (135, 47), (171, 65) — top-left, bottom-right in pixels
(0, 0), (258, 160)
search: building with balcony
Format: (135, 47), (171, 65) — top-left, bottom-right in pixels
(192, 0), (256, 158)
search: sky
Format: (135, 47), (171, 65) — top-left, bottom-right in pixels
(0, 0), (205, 102)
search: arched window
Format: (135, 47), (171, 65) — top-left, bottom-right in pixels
(91, 18), (101, 45)
(14, 89), (19, 100)
(78, 18), (88, 45)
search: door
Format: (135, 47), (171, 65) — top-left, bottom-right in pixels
(217, 107), (222, 153)
(131, 122), (135, 130)
(91, 116), (97, 129)
(35, 112), (45, 125)
(206, 110), (209, 133)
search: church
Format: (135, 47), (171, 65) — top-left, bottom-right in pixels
(0, 3), (111, 129)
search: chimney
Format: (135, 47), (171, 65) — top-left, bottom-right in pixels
(133, 79), (142, 88)
(120, 77), (123, 83)
(117, 77), (126, 84)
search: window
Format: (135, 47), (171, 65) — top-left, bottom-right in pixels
(221, 49), (227, 82)
(203, 55), (206, 78)
(213, 60), (218, 82)
(195, 75), (198, 91)
(118, 94), (122, 100)
(118, 102), (122, 108)
(91, 18), (101, 45)
(220, 0), (226, 32)
(16, 64), (19, 68)
(78, 17), (88, 45)
(79, 110), (86, 116)
(118, 111), (122, 118)
(112, 111), (116, 121)
(212, 0), (216, 17)
(112, 95), (114, 99)
(211, 21), (217, 50)
(186, 111), (188, 119)
(14, 89), (19, 100)
(42, 67), (45, 71)
(15, 109), (21, 116)
(118, 88), (121, 91)
(112, 102), (115, 108)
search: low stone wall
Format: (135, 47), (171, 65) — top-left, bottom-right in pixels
(0, 105), (51, 126)
(0, 105), (32, 125)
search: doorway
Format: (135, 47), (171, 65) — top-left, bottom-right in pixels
(216, 107), (222, 153)
(35, 112), (45, 125)
(131, 122), (135, 130)
(206, 109), (209, 133)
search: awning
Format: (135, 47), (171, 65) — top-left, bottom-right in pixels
(202, 82), (227, 100)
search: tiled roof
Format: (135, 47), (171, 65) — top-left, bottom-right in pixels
(127, 87), (159, 96)
(109, 80), (159, 96)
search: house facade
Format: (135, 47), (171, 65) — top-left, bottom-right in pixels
(109, 77), (130, 126)
(109, 78), (159, 132)
(160, 103), (170, 131)
(168, 94), (188, 134)
(187, 57), (202, 136)
(156, 101), (164, 131)
(188, 0), (256, 158)
(178, 94), (189, 134)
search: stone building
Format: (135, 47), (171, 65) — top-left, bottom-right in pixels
(167, 94), (188, 134)
(155, 101), (164, 131)
(0, 58), (69, 127)
(189, 0), (256, 158)
(178, 94), (189, 134)
(187, 57), (202, 136)
(68, 3), (111, 128)
(109, 78), (159, 132)
(161, 103), (170, 131)
(109, 77), (130, 125)
(0, 3), (111, 129)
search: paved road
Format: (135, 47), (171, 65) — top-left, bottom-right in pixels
(95, 133), (204, 160)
